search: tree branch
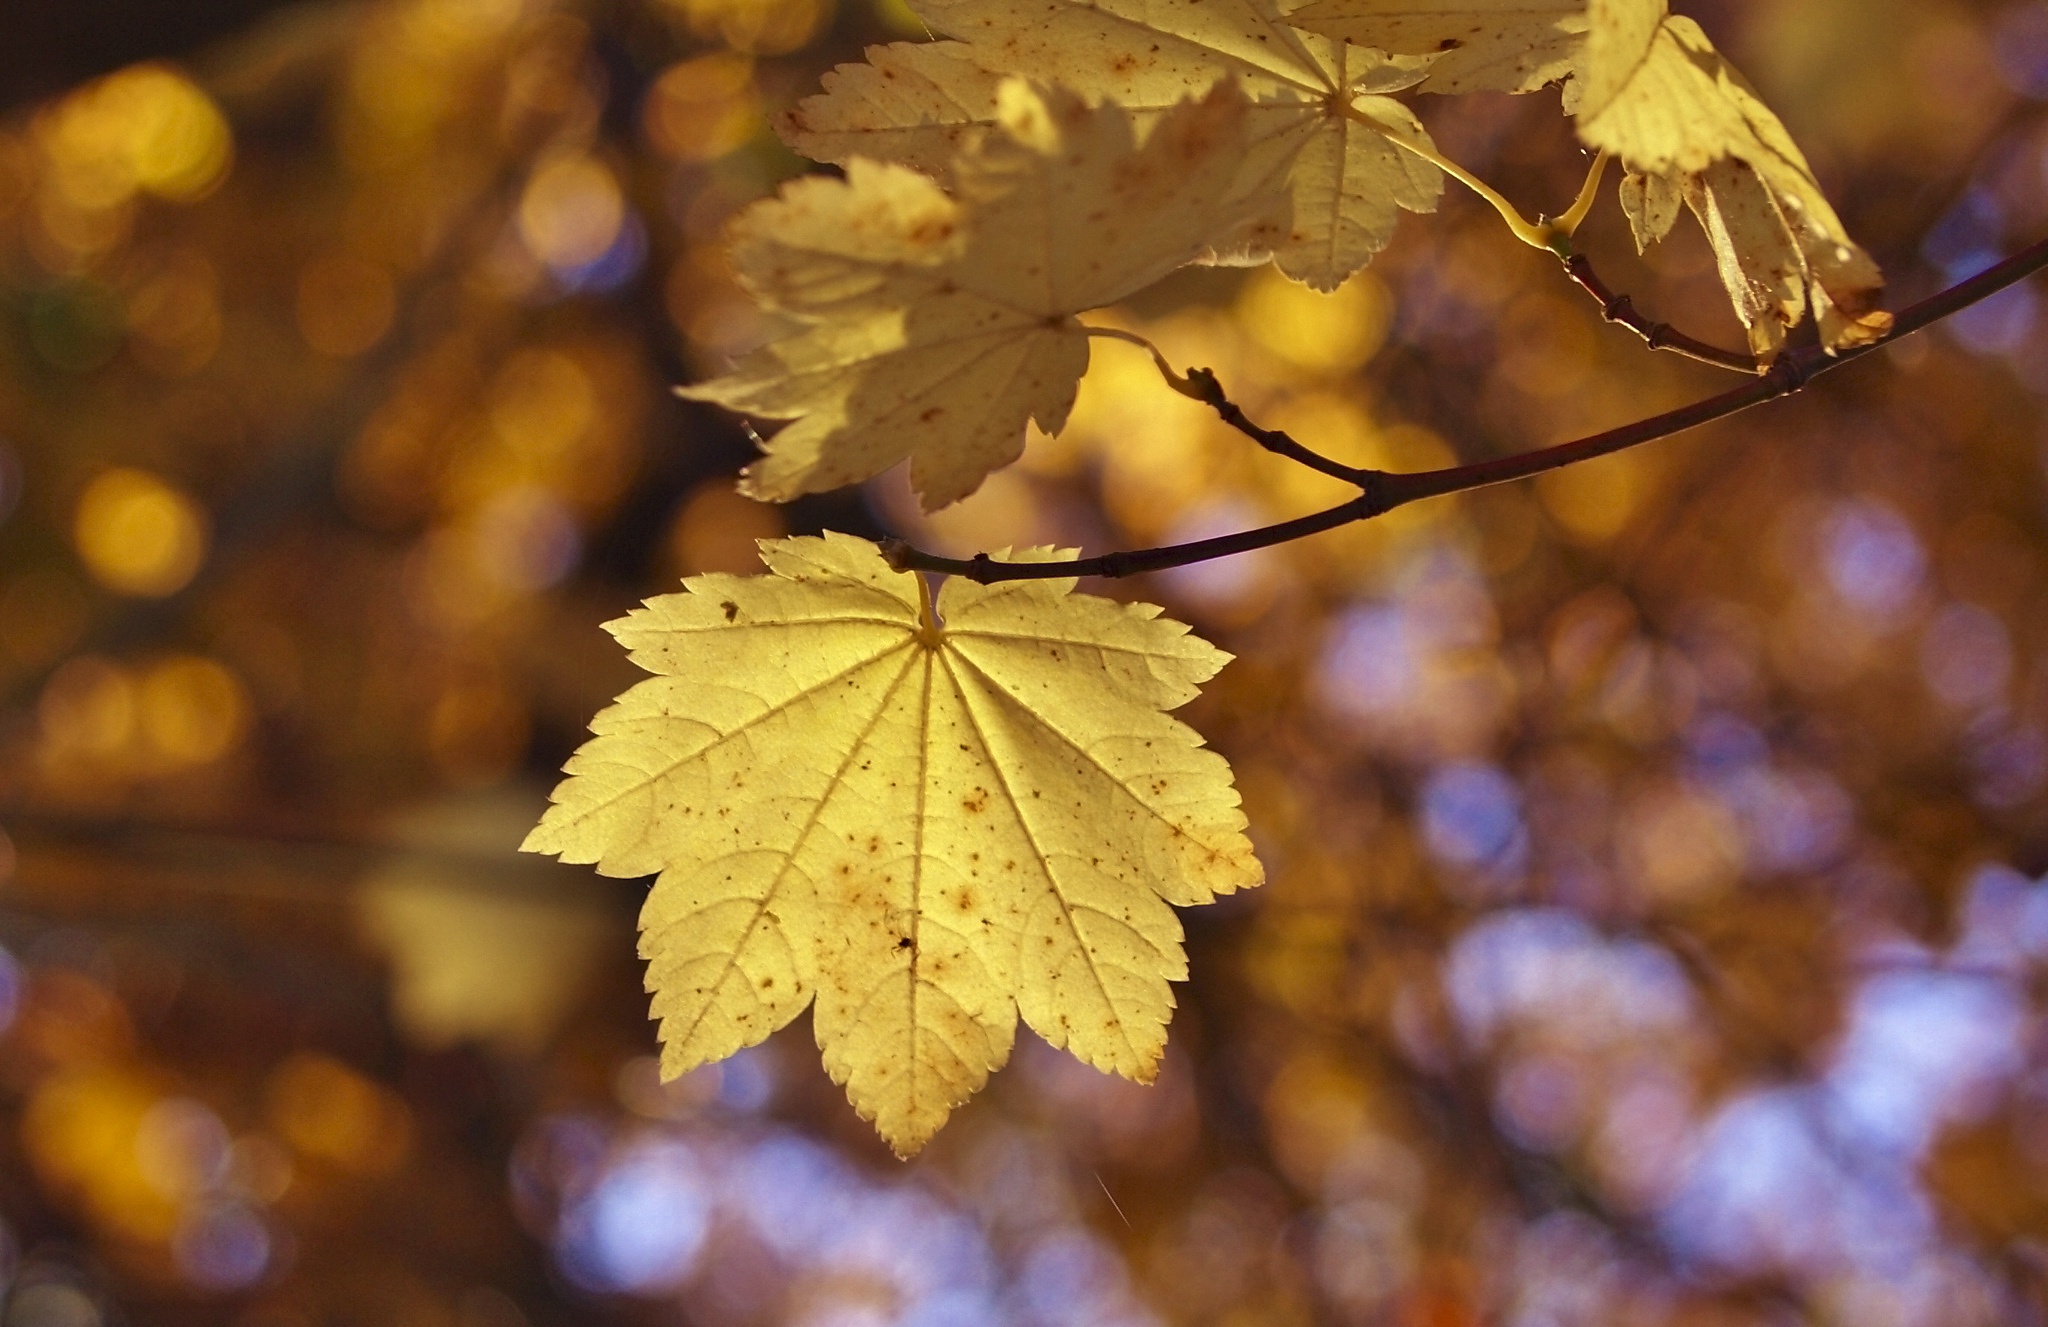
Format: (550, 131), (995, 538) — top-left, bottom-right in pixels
(884, 490), (1382, 581)
(886, 237), (2048, 584)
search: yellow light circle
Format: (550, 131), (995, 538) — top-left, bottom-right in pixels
(74, 467), (209, 596)
(138, 655), (249, 764)
(645, 54), (762, 162)
(676, 0), (833, 55)
(266, 1053), (412, 1176)
(517, 153), (624, 271)
(114, 66), (234, 201)
(1537, 451), (1655, 545)
(1236, 267), (1393, 375)
(47, 65), (234, 205)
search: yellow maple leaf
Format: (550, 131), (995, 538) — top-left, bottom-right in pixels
(777, 0), (1444, 291)
(1283, 0), (1588, 95)
(684, 80), (1284, 511)
(1574, 0), (1891, 356)
(522, 534), (1263, 1155)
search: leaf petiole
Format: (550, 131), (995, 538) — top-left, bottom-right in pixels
(1344, 104), (1554, 250)
(914, 568), (944, 645)
(1552, 150), (1611, 244)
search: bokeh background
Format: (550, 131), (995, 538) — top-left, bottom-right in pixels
(1, 0), (2047, 1323)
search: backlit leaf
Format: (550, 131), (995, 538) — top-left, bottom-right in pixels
(523, 534), (1262, 1154)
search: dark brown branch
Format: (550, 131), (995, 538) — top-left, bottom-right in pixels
(883, 490), (1382, 581)
(887, 236), (2048, 584)
(1562, 251), (1760, 374)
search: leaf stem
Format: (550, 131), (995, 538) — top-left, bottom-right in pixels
(1371, 121), (1555, 251)
(1554, 151), (1611, 239)
(887, 235), (2048, 583)
(914, 567), (943, 644)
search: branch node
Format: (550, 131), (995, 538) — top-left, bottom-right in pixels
(1762, 350), (1819, 393)
(1355, 470), (1394, 518)
(1178, 366), (1225, 404)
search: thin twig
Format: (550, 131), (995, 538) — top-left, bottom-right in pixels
(1562, 251), (1760, 374)
(1088, 328), (1365, 483)
(885, 236), (2048, 583)
(1173, 366), (1366, 484)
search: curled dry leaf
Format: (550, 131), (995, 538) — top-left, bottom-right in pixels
(523, 534), (1262, 1155)
(683, 80), (1286, 510)
(1575, 0), (1891, 356)
(1283, 0), (1589, 96)
(779, 0), (1445, 291)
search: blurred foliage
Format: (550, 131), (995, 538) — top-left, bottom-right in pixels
(3, 0), (2048, 1324)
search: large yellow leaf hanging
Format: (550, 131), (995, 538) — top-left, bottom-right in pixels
(523, 535), (1263, 1154)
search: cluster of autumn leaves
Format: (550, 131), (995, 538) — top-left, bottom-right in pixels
(527, 0), (1895, 1153)
(693, 0), (1892, 514)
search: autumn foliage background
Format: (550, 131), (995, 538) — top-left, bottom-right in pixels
(1, 0), (2047, 1323)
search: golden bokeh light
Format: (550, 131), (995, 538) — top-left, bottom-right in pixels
(517, 152), (624, 271)
(488, 348), (596, 461)
(22, 1065), (180, 1243)
(38, 65), (232, 210)
(669, 0), (833, 55)
(1536, 449), (1659, 544)
(73, 467), (209, 597)
(1236, 267), (1393, 375)
(645, 53), (762, 162)
(266, 1054), (413, 1178)
(137, 655), (250, 765)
